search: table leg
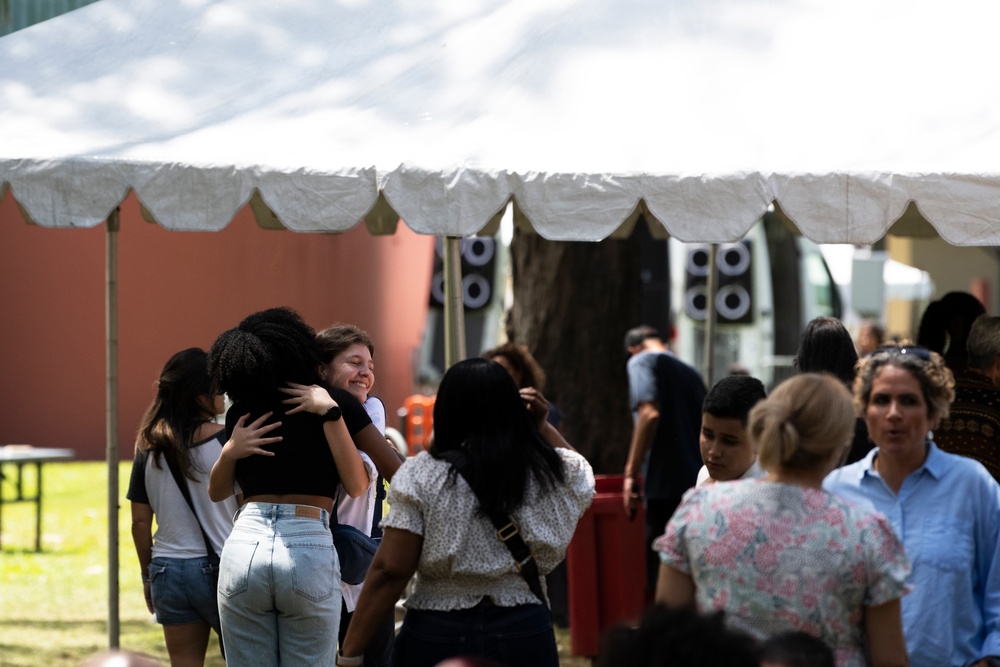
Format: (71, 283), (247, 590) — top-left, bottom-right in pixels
(35, 462), (43, 552)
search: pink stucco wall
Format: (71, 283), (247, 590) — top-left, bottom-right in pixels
(0, 191), (434, 460)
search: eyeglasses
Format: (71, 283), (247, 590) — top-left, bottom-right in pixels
(873, 345), (931, 361)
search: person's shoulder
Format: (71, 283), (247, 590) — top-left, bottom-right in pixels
(193, 423), (226, 447)
(657, 350), (702, 379)
(933, 445), (999, 487)
(824, 458), (867, 489)
(626, 350), (655, 370)
(395, 451), (449, 482)
(557, 447), (594, 477)
(364, 395), (386, 415)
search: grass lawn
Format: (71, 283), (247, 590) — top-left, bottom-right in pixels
(0, 462), (591, 667)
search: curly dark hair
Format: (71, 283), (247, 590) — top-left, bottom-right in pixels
(208, 307), (322, 405)
(854, 344), (955, 427)
(430, 358), (564, 517)
(481, 341), (546, 390)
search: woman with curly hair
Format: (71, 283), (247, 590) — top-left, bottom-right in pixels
(826, 345), (1000, 667)
(128, 348), (237, 667)
(656, 373), (910, 667)
(207, 307), (373, 666)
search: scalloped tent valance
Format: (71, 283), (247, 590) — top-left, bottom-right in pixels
(3, 0), (1000, 245)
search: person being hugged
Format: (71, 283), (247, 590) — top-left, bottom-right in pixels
(207, 307), (370, 667)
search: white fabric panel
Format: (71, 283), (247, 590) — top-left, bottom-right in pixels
(4, 0), (1000, 243)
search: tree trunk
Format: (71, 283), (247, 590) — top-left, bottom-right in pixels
(507, 229), (643, 474)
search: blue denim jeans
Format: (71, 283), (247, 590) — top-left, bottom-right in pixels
(391, 603), (557, 667)
(218, 503), (341, 667)
(148, 556), (220, 630)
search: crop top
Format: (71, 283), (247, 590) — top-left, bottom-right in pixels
(225, 386), (372, 499)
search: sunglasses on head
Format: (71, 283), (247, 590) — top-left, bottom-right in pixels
(873, 345), (931, 361)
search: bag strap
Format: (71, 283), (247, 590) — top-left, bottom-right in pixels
(164, 453), (220, 566)
(450, 456), (546, 604)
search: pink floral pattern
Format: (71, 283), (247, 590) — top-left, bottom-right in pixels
(655, 480), (910, 667)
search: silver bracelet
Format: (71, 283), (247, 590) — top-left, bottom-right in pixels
(336, 654), (364, 667)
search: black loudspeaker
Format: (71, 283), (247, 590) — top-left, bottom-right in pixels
(683, 241), (753, 324)
(429, 236), (497, 312)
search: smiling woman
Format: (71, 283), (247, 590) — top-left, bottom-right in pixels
(316, 322), (403, 667)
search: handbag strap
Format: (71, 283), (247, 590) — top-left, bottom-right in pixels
(450, 456), (546, 604)
(164, 453), (220, 566)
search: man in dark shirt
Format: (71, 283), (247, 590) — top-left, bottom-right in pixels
(622, 325), (706, 596)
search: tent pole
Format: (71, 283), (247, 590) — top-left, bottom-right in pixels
(702, 244), (718, 386)
(106, 209), (120, 648)
(442, 236), (466, 369)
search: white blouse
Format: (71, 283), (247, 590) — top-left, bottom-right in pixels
(382, 447), (595, 610)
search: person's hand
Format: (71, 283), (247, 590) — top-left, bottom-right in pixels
(623, 475), (641, 521)
(143, 580), (154, 615)
(224, 412), (282, 459)
(520, 387), (550, 429)
(280, 383), (336, 415)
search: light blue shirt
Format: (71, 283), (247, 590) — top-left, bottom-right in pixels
(824, 443), (1000, 667)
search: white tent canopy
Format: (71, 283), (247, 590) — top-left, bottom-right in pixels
(4, 0), (1000, 244)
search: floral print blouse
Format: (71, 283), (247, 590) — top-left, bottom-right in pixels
(655, 480), (910, 667)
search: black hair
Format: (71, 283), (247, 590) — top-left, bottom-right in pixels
(135, 348), (216, 479)
(208, 306), (322, 405)
(759, 631), (835, 667)
(596, 605), (759, 667)
(795, 317), (859, 386)
(429, 358), (565, 517)
(917, 291), (986, 358)
(624, 325), (660, 352)
(702, 375), (767, 425)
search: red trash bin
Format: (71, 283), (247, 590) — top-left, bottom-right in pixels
(565, 474), (647, 657)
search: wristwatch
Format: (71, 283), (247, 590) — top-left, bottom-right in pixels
(321, 405), (343, 422)
(336, 654), (363, 666)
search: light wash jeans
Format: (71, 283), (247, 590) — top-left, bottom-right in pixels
(218, 503), (341, 667)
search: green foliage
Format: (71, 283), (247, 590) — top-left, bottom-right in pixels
(0, 462), (223, 667)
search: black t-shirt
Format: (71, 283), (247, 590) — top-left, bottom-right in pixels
(225, 387), (372, 499)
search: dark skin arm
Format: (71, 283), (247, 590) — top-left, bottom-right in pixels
(520, 387), (576, 451)
(340, 527), (422, 659)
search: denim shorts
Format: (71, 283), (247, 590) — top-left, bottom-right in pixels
(148, 556), (221, 629)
